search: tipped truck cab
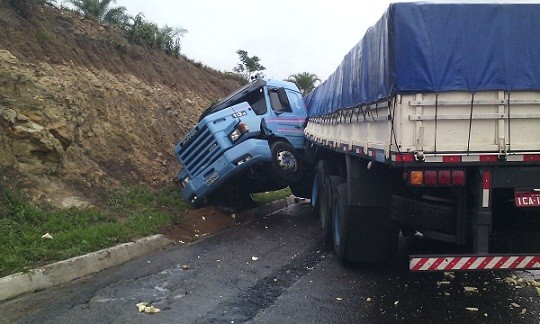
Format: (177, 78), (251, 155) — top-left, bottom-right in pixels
(174, 78), (307, 207)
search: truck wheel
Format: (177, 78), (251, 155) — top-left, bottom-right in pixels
(333, 182), (349, 263)
(320, 175), (342, 246)
(270, 141), (303, 183)
(346, 206), (399, 263)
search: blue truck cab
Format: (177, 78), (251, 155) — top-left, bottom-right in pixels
(174, 78), (307, 207)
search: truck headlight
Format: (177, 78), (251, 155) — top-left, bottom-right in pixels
(181, 176), (190, 188)
(235, 154), (252, 165)
(229, 123), (249, 142)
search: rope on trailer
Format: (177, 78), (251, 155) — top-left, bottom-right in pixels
(467, 92), (475, 154)
(354, 107), (361, 122)
(434, 93), (439, 153)
(507, 91), (511, 152)
(390, 96), (405, 166)
(361, 105), (368, 122)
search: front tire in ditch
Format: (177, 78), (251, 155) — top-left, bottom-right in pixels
(270, 141), (303, 184)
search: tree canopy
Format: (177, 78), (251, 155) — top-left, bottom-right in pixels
(287, 72), (320, 96)
(126, 13), (187, 57)
(233, 49), (265, 83)
(68, 0), (129, 25)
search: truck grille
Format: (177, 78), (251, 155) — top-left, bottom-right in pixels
(178, 125), (223, 176)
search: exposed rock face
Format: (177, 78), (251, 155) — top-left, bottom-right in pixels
(0, 4), (240, 206)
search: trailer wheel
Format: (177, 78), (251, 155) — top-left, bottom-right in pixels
(311, 161), (333, 218)
(270, 141), (303, 183)
(320, 175), (342, 246)
(333, 182), (349, 263)
(345, 206), (399, 263)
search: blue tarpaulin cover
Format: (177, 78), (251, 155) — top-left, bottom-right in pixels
(305, 2), (540, 116)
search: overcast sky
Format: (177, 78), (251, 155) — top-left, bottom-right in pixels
(109, 0), (404, 82)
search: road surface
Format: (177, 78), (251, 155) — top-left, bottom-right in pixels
(1, 203), (538, 323)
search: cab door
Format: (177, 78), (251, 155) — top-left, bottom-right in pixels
(265, 87), (307, 149)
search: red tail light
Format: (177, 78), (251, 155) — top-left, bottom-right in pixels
(438, 171), (451, 185)
(424, 171), (437, 185)
(452, 170), (466, 185)
(408, 170), (466, 186)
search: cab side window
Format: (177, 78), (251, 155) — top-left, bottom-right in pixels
(268, 88), (291, 113)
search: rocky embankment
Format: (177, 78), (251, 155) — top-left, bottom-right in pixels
(0, 4), (239, 207)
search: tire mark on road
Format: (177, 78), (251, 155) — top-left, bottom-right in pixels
(197, 245), (328, 323)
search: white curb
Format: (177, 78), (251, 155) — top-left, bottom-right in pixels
(0, 234), (172, 302)
(0, 197), (300, 302)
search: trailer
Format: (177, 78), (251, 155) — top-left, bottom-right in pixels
(303, 2), (540, 270)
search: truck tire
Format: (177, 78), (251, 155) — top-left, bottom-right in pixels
(320, 175), (342, 246)
(270, 141), (303, 184)
(346, 206), (399, 263)
(311, 161), (334, 218)
(333, 182), (349, 263)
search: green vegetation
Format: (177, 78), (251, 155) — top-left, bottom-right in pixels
(6, 0), (55, 18)
(6, 0), (188, 59)
(252, 187), (292, 205)
(0, 186), (292, 277)
(68, 0), (129, 26)
(233, 49), (266, 83)
(67, 2), (187, 58)
(127, 13), (187, 58)
(0, 186), (187, 277)
(287, 72), (320, 96)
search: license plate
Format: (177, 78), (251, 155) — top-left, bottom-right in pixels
(514, 190), (540, 207)
(204, 172), (219, 186)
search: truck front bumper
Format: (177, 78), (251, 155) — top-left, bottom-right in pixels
(179, 138), (272, 206)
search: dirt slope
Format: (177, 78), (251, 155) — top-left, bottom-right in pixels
(0, 2), (240, 207)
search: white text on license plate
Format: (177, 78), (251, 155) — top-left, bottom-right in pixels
(204, 172), (219, 186)
(515, 191), (540, 207)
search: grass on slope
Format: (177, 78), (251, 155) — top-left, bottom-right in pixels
(0, 186), (292, 277)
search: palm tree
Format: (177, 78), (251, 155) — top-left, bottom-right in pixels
(287, 72), (320, 96)
(69, 0), (129, 26)
(126, 13), (187, 57)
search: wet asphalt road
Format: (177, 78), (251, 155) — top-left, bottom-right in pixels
(1, 203), (539, 323)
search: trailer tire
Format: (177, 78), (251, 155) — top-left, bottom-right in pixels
(333, 182), (349, 263)
(270, 141), (303, 184)
(346, 206), (399, 263)
(320, 175), (342, 246)
(311, 161), (334, 218)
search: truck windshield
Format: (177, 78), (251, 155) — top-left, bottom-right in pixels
(198, 79), (267, 121)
